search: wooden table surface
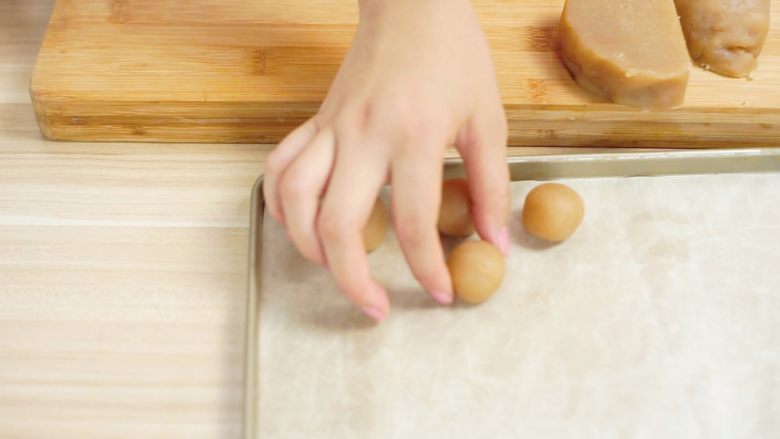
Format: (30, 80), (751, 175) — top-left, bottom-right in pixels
(2, 1), (772, 438)
(2, 1), (269, 436)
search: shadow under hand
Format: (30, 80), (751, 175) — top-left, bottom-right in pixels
(301, 305), (380, 332)
(283, 231), (462, 330)
(299, 287), (450, 332)
(388, 287), (446, 311)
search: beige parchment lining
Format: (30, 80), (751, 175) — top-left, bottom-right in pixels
(256, 174), (780, 438)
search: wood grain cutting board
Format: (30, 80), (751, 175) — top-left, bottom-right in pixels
(30, 0), (780, 147)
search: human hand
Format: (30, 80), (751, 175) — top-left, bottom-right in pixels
(263, 0), (510, 321)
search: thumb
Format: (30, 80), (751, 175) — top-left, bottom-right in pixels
(455, 105), (511, 255)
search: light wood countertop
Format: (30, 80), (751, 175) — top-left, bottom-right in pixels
(2, 2), (267, 436)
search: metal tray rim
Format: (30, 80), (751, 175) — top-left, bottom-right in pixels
(243, 147), (780, 438)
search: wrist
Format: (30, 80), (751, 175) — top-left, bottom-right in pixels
(358, 0), (472, 23)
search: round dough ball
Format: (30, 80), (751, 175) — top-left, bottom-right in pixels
(447, 240), (505, 304)
(363, 199), (389, 252)
(438, 178), (475, 237)
(522, 183), (584, 242)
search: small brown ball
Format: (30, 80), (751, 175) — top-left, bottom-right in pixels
(447, 240), (505, 304)
(363, 199), (389, 253)
(438, 178), (475, 237)
(522, 183), (584, 242)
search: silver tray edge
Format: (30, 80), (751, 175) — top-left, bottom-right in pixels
(243, 147), (780, 438)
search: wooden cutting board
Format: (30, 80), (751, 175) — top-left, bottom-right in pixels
(31, 0), (780, 147)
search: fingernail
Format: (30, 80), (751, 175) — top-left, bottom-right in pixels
(361, 306), (386, 322)
(431, 290), (454, 305)
(498, 226), (510, 256)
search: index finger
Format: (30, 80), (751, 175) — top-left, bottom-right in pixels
(391, 143), (454, 305)
(317, 146), (390, 321)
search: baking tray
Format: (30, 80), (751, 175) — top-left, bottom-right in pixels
(242, 147), (780, 438)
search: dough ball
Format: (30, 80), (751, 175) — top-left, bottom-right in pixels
(363, 199), (389, 253)
(447, 240), (505, 304)
(522, 183), (584, 242)
(438, 178), (475, 237)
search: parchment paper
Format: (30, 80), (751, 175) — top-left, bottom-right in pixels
(257, 174), (780, 438)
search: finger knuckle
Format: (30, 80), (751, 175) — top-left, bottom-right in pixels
(413, 265), (446, 290)
(395, 217), (431, 248)
(336, 97), (448, 152)
(317, 212), (356, 242)
(298, 244), (322, 265)
(264, 151), (285, 175)
(401, 105), (442, 138)
(499, 184), (511, 204)
(496, 187), (511, 213)
(478, 175), (510, 205)
(279, 172), (310, 200)
(335, 102), (374, 133)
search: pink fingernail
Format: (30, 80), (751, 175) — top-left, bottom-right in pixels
(361, 306), (386, 322)
(498, 227), (510, 256)
(431, 290), (454, 305)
